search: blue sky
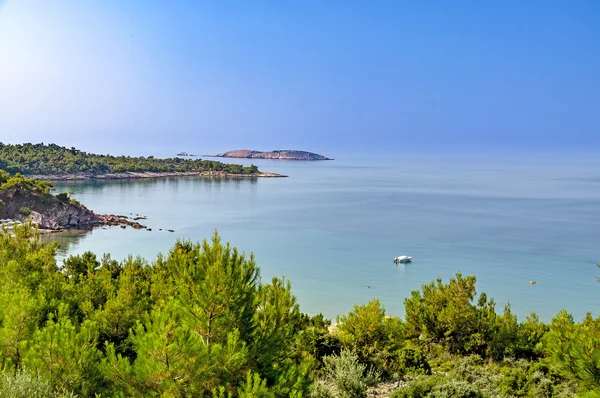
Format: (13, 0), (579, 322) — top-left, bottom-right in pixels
(0, 1), (598, 155)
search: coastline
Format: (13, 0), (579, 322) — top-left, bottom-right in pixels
(25, 170), (287, 181)
(2, 213), (148, 234)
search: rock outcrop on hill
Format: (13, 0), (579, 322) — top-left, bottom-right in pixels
(213, 149), (332, 160)
(0, 186), (146, 230)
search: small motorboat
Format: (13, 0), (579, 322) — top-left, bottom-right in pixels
(394, 255), (412, 264)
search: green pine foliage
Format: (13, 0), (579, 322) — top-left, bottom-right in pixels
(0, 172), (53, 195)
(336, 299), (404, 377)
(542, 310), (600, 392)
(0, 143), (260, 175)
(0, 222), (598, 397)
(397, 348), (431, 376)
(403, 273), (498, 357)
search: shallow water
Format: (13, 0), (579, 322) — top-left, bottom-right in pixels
(46, 153), (600, 321)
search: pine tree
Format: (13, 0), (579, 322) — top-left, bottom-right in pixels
(104, 298), (249, 396)
(543, 310), (600, 392)
(167, 233), (259, 347)
(0, 285), (41, 368)
(22, 307), (106, 396)
(404, 273), (496, 356)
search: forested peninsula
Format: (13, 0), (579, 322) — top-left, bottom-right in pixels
(0, 223), (598, 397)
(0, 143), (283, 180)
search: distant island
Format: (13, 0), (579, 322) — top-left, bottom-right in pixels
(0, 143), (284, 180)
(211, 149), (333, 161)
(177, 152), (197, 157)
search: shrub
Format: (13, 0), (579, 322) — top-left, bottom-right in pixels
(427, 380), (483, 398)
(498, 362), (529, 396)
(397, 348), (431, 376)
(450, 355), (500, 397)
(309, 380), (335, 398)
(296, 321), (341, 370)
(19, 207), (31, 216)
(313, 349), (381, 398)
(0, 369), (72, 398)
(56, 192), (69, 203)
(575, 388), (600, 398)
(391, 375), (447, 398)
(403, 273), (497, 356)
(336, 299), (404, 377)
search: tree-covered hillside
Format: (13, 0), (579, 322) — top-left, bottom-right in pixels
(0, 143), (259, 175)
(0, 225), (598, 397)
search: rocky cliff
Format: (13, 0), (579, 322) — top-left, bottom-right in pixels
(0, 187), (145, 230)
(213, 149), (332, 160)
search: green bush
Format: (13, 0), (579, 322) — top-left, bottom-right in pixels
(449, 355), (500, 397)
(578, 389), (600, 398)
(336, 299), (404, 377)
(55, 192), (69, 203)
(427, 380), (483, 398)
(309, 380), (335, 398)
(0, 173), (53, 196)
(499, 365), (528, 396)
(404, 273), (497, 356)
(391, 375), (447, 398)
(0, 370), (76, 398)
(397, 348), (431, 376)
(19, 207), (31, 216)
(312, 349), (381, 398)
(295, 317), (341, 370)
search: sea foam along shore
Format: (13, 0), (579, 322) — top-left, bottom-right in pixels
(25, 170), (287, 181)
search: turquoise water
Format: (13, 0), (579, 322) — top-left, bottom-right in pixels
(48, 153), (600, 321)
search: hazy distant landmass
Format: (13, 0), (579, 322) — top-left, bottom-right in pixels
(213, 149), (333, 160)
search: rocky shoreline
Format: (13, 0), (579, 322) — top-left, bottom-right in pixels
(25, 170), (286, 181)
(2, 204), (149, 232)
(2, 212), (149, 233)
(1, 168), (286, 233)
(0, 183), (152, 232)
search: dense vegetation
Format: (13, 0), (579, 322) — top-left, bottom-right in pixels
(0, 143), (260, 175)
(0, 169), (53, 196)
(0, 224), (598, 397)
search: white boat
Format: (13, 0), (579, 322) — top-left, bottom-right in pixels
(394, 255), (412, 264)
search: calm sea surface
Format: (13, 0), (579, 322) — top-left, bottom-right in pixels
(47, 153), (600, 321)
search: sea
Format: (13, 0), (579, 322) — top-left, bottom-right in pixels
(45, 152), (600, 322)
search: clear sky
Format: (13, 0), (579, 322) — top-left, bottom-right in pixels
(0, 0), (598, 155)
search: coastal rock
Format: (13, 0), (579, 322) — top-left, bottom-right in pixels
(212, 149), (332, 161)
(0, 187), (147, 231)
